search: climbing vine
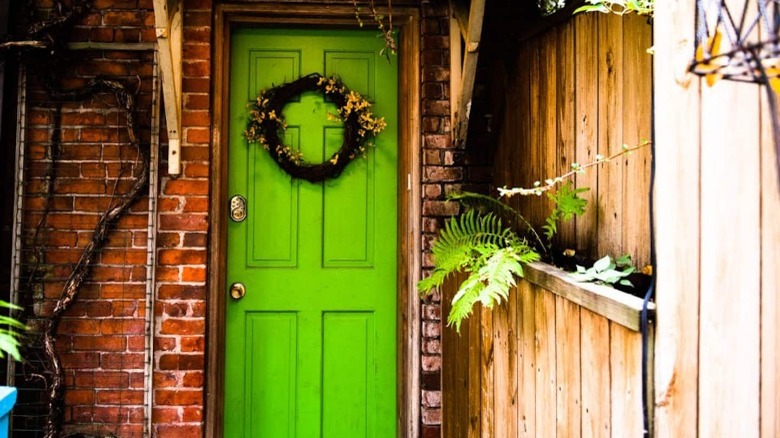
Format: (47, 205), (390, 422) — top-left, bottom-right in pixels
(2, 1), (150, 437)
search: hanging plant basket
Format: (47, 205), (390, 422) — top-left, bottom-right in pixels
(243, 73), (387, 183)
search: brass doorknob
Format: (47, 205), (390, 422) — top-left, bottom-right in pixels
(229, 282), (246, 300)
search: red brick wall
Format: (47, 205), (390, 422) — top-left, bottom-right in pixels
(17, 1), (156, 437)
(419, 2), (450, 436)
(419, 2), (494, 436)
(14, 0), (480, 436)
(151, 0), (212, 435)
(20, 64), (156, 438)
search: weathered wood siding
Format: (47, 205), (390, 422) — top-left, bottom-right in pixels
(654, 1), (780, 437)
(442, 272), (647, 437)
(442, 12), (653, 438)
(489, 13), (653, 267)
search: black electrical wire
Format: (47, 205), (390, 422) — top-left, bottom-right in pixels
(641, 64), (657, 438)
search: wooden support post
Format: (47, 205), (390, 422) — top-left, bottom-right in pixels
(450, 0), (485, 148)
(153, 0), (183, 176)
(450, 0), (469, 41)
(449, 5), (462, 125)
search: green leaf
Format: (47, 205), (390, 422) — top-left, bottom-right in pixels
(573, 4), (611, 14)
(619, 279), (634, 287)
(593, 255), (612, 272)
(615, 253), (632, 267)
(448, 273), (485, 332)
(595, 271), (622, 284)
(569, 272), (596, 282)
(544, 182), (588, 244)
(0, 300), (22, 311)
(0, 334), (21, 362)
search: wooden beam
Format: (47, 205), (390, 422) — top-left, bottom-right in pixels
(449, 7), (462, 124)
(652, 0), (701, 435)
(451, 0), (485, 147)
(153, 0), (182, 176)
(450, 0), (469, 41)
(523, 262), (654, 332)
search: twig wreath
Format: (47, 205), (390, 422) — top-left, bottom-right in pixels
(244, 73), (387, 183)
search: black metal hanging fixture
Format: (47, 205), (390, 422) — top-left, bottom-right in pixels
(690, 0), (780, 188)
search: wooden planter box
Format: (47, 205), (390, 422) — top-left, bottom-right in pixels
(442, 262), (655, 437)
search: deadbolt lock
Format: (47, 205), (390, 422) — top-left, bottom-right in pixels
(229, 282), (246, 300)
(229, 195), (247, 222)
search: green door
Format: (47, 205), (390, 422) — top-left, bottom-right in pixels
(224, 28), (398, 437)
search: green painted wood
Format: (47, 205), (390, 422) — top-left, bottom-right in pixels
(225, 28), (398, 438)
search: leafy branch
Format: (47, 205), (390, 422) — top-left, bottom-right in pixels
(350, 0), (397, 60)
(574, 0), (654, 16)
(542, 182), (588, 244)
(498, 140), (651, 198)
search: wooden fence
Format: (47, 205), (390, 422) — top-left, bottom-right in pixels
(487, 13), (653, 267)
(441, 12), (655, 438)
(442, 265), (652, 438)
(654, 1), (779, 436)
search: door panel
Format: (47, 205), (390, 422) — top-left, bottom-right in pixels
(225, 28), (398, 438)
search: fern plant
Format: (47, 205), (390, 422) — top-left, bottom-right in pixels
(419, 185), (590, 332)
(0, 300), (27, 362)
(542, 181), (589, 244)
(418, 209), (540, 331)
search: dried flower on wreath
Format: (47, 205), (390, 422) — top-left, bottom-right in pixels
(244, 73), (387, 183)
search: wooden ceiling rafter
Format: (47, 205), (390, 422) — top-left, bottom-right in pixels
(153, 0), (183, 176)
(450, 0), (486, 147)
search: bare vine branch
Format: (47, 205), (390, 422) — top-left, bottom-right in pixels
(40, 79), (149, 438)
(498, 140), (652, 197)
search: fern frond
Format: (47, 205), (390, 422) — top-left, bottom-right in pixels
(476, 248), (524, 306)
(447, 246), (540, 332)
(447, 272), (484, 332)
(448, 191), (546, 252)
(418, 210), (519, 296)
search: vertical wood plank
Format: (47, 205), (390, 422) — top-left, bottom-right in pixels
(620, 15), (652, 268)
(517, 280), (536, 437)
(494, 288), (519, 437)
(442, 272), (470, 438)
(514, 42), (532, 238)
(528, 39), (543, 228)
(760, 89), (780, 438)
(468, 302), (482, 437)
(574, 13), (600, 258)
(699, 44), (761, 438)
(652, 0), (701, 435)
(540, 31), (558, 240)
(534, 286), (557, 438)
(596, 14), (624, 258)
(609, 322), (644, 437)
(556, 22), (577, 246)
(581, 309), (610, 438)
(555, 296), (582, 437)
(449, 10), (462, 125)
(480, 305), (495, 437)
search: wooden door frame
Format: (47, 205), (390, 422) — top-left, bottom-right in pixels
(206, 4), (421, 437)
